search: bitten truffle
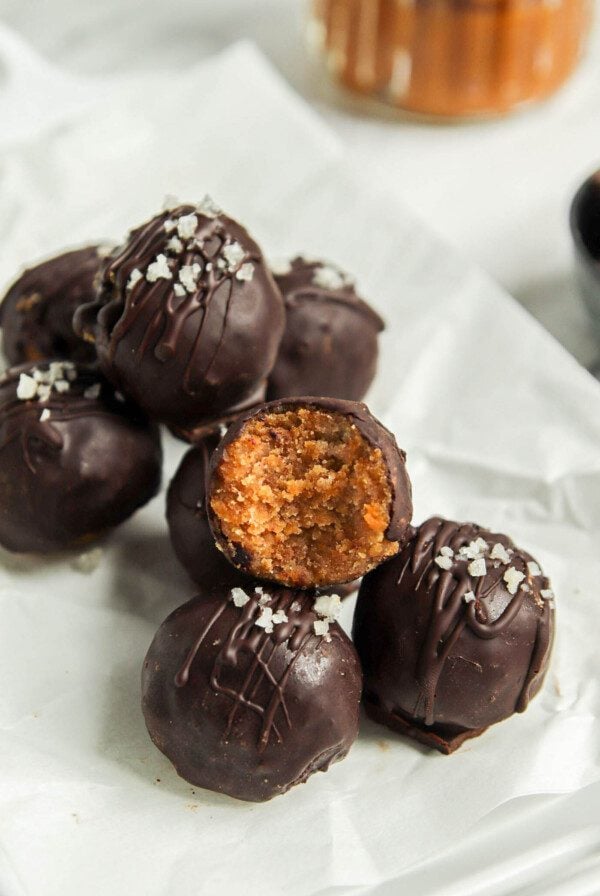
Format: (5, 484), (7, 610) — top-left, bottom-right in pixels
(207, 398), (413, 588)
(0, 361), (162, 553)
(142, 584), (362, 802)
(167, 438), (361, 596)
(267, 257), (384, 402)
(74, 198), (284, 432)
(353, 517), (556, 753)
(0, 245), (108, 367)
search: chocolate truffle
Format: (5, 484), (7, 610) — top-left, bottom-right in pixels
(353, 517), (556, 753)
(74, 198), (284, 431)
(208, 398), (413, 588)
(0, 361), (162, 553)
(0, 245), (108, 367)
(142, 584), (362, 802)
(267, 257), (384, 402)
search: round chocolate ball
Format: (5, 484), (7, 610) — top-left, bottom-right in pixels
(0, 361), (162, 553)
(267, 257), (384, 402)
(74, 198), (284, 431)
(207, 398), (413, 589)
(142, 584), (362, 802)
(0, 245), (108, 367)
(353, 517), (556, 753)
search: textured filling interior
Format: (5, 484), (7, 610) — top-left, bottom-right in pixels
(210, 408), (398, 587)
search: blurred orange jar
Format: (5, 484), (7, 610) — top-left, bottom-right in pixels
(310, 0), (592, 118)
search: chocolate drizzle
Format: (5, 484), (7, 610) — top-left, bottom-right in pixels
(174, 588), (324, 752)
(142, 586), (362, 801)
(353, 517), (555, 752)
(407, 518), (552, 725)
(74, 204), (285, 429)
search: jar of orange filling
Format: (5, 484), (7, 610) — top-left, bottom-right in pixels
(310, 0), (592, 118)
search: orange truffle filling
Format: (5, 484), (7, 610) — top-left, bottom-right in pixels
(210, 407), (398, 588)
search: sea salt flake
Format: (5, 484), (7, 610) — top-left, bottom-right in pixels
(179, 263), (202, 294)
(17, 374), (37, 400)
(146, 254), (172, 282)
(163, 218), (178, 233)
(255, 607), (274, 633)
(236, 262), (255, 282)
(435, 555), (453, 571)
(37, 384), (51, 402)
(173, 284), (186, 298)
(473, 537), (489, 554)
(176, 214), (199, 240)
(440, 546), (454, 557)
(127, 268), (143, 291)
(313, 264), (347, 291)
(84, 383), (101, 400)
(162, 195), (180, 211)
(314, 594), (342, 621)
(197, 195), (222, 218)
(527, 561), (542, 577)
(231, 588), (250, 608)
(272, 610), (288, 626)
(39, 409), (51, 422)
(468, 558), (487, 577)
(290, 601), (301, 613)
(541, 589), (555, 601)
(313, 619), (330, 638)
(490, 543), (512, 564)
(222, 241), (245, 271)
(464, 591), (476, 604)
(54, 380), (70, 393)
(504, 567), (526, 595)
(166, 236), (184, 254)
(33, 369), (50, 383)
(258, 594), (270, 607)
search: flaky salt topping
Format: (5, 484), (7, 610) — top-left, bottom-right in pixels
(16, 361), (78, 403)
(197, 194), (222, 219)
(504, 567), (526, 595)
(229, 588), (290, 634)
(312, 263), (353, 291)
(270, 258), (292, 276)
(312, 593), (342, 642)
(146, 254), (172, 283)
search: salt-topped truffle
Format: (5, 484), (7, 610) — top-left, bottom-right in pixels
(0, 245), (109, 367)
(267, 256), (384, 402)
(0, 361), (162, 553)
(208, 397), (413, 588)
(142, 584), (361, 802)
(74, 199), (284, 431)
(353, 517), (556, 753)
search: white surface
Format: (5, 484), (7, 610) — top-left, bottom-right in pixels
(0, 6), (600, 896)
(1, 0), (599, 370)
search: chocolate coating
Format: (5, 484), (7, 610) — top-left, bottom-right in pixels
(0, 246), (107, 367)
(207, 397), (413, 584)
(167, 435), (250, 590)
(0, 361), (162, 553)
(353, 517), (555, 753)
(267, 258), (384, 402)
(142, 585), (362, 802)
(74, 202), (284, 430)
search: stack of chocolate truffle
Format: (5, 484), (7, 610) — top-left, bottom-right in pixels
(0, 196), (556, 804)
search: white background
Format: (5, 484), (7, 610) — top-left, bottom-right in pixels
(1, 3), (599, 895)
(1, 0), (600, 370)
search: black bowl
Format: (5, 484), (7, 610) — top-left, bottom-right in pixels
(570, 169), (600, 346)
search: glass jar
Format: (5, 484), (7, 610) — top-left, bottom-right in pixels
(309, 0), (592, 118)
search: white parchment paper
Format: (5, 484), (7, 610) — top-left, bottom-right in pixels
(0, 35), (599, 896)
